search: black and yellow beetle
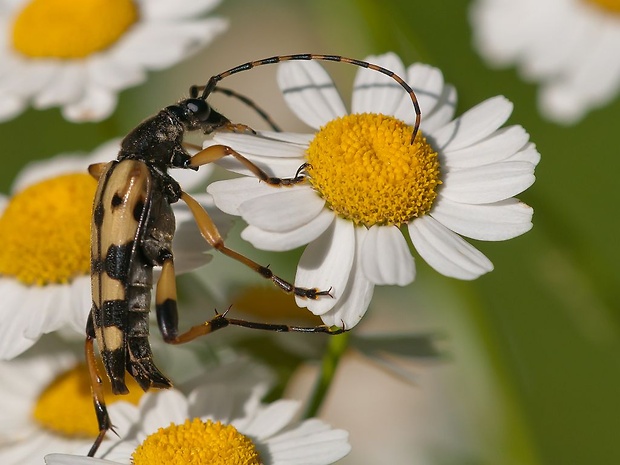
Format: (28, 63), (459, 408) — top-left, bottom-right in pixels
(85, 54), (422, 456)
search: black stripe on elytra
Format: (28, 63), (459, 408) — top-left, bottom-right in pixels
(133, 199), (145, 222)
(93, 202), (104, 228)
(101, 300), (128, 327)
(111, 193), (123, 209)
(104, 242), (133, 281)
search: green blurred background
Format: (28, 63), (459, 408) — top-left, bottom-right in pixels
(1, 0), (618, 464)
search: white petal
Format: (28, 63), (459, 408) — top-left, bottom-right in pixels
(320, 250), (375, 329)
(507, 142), (541, 165)
(409, 215), (493, 280)
(256, 131), (314, 146)
(0, 92), (26, 121)
(113, 19), (227, 70)
(241, 209), (334, 251)
(420, 84), (458, 134)
(45, 454), (116, 465)
(138, 390), (189, 437)
(431, 96), (513, 151)
(440, 161), (536, 204)
(241, 399), (299, 439)
(442, 125), (530, 169)
(61, 86), (117, 122)
(360, 225), (415, 285)
(207, 177), (276, 215)
(33, 64), (86, 109)
(238, 186), (324, 232)
(277, 60), (347, 129)
(394, 63), (445, 123)
(351, 52), (407, 115)
(140, 0), (222, 19)
(295, 218), (355, 315)
(87, 54), (146, 91)
(431, 196), (533, 241)
(266, 418), (351, 464)
(212, 133), (308, 158)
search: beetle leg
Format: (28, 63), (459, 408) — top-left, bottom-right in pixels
(85, 311), (114, 457)
(180, 191), (332, 300)
(156, 258), (343, 340)
(156, 258), (230, 344)
(187, 145), (307, 186)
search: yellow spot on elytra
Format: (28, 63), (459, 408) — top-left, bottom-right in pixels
(586, 0), (620, 14)
(12, 0), (138, 59)
(32, 362), (144, 438)
(306, 113), (441, 227)
(132, 418), (262, 465)
(0, 173), (96, 286)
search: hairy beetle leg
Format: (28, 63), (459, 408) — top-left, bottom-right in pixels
(187, 144), (307, 186)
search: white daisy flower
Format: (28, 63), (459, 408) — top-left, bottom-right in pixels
(1, 336), (273, 464)
(206, 53), (540, 328)
(0, 0), (227, 122)
(44, 374), (351, 465)
(470, 0), (620, 124)
(0, 139), (223, 360)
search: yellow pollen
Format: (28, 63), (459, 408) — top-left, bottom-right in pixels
(306, 113), (441, 227)
(12, 0), (138, 59)
(0, 173), (96, 286)
(132, 418), (262, 465)
(585, 0), (620, 13)
(32, 362), (144, 438)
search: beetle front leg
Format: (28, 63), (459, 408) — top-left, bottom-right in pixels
(186, 145), (307, 186)
(85, 312), (114, 457)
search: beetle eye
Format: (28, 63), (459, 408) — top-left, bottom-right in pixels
(185, 98), (211, 121)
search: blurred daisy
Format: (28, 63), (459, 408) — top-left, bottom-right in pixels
(2, 336), (273, 464)
(0, 139), (224, 360)
(0, 0), (227, 122)
(0, 336), (145, 462)
(470, 0), (620, 124)
(207, 52), (540, 328)
(45, 375), (351, 464)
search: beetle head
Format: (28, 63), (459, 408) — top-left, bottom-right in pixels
(166, 98), (230, 134)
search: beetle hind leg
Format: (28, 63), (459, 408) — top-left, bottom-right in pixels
(85, 312), (114, 457)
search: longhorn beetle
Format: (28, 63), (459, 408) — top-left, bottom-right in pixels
(86, 53), (422, 456)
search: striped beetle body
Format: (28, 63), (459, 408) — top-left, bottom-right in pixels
(86, 54), (422, 457)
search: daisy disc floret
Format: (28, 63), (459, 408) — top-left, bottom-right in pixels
(207, 52), (540, 328)
(306, 113), (441, 227)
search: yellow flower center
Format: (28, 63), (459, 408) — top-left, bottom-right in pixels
(306, 113), (441, 227)
(586, 0), (620, 13)
(12, 0), (139, 59)
(0, 173), (96, 286)
(132, 418), (262, 465)
(32, 362), (144, 438)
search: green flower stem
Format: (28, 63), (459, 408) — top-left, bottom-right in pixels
(303, 331), (351, 419)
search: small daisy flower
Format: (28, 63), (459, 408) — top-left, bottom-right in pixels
(0, 337), (146, 461)
(0, 0), (227, 122)
(44, 374), (351, 465)
(207, 53), (540, 328)
(1, 337), (273, 463)
(0, 139), (223, 360)
(470, 0), (620, 124)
